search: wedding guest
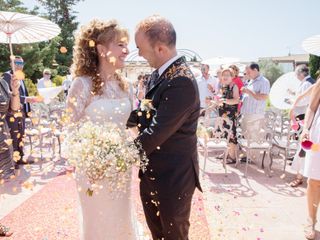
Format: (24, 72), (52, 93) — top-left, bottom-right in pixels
(62, 74), (72, 97)
(2, 56), (39, 167)
(136, 74), (146, 100)
(243, 65), (251, 86)
(288, 65), (315, 187)
(37, 69), (53, 88)
(230, 64), (244, 112)
(301, 77), (320, 240)
(144, 73), (153, 92)
(0, 75), (20, 180)
(0, 76), (19, 237)
(288, 65), (315, 121)
(144, 73), (151, 82)
(197, 64), (217, 109)
(240, 63), (270, 150)
(229, 64), (243, 96)
(215, 67), (223, 93)
(137, 74), (144, 86)
(218, 68), (240, 163)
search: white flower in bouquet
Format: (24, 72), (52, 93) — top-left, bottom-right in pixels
(140, 99), (155, 112)
(63, 121), (148, 196)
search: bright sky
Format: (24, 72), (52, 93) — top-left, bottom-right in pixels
(23, 0), (320, 61)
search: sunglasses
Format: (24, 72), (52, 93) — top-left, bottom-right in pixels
(44, 73), (51, 75)
(14, 61), (24, 66)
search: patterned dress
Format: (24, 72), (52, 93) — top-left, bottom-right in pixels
(0, 79), (14, 179)
(218, 83), (239, 144)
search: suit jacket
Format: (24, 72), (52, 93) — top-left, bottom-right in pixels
(2, 71), (31, 115)
(131, 57), (202, 195)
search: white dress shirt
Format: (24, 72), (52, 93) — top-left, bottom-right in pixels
(158, 55), (181, 77)
(37, 78), (53, 89)
(294, 76), (313, 116)
(196, 75), (217, 108)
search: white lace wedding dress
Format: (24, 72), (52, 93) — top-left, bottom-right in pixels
(66, 76), (138, 240)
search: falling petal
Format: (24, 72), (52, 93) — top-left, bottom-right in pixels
(14, 70), (25, 80)
(60, 46), (68, 54)
(89, 40), (95, 47)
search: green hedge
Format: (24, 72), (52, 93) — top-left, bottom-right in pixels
(52, 75), (65, 86)
(24, 78), (38, 96)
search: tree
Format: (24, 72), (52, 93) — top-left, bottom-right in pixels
(38, 0), (83, 75)
(0, 0), (33, 71)
(258, 59), (284, 86)
(309, 54), (320, 80)
(0, 0), (29, 12)
(0, 0), (79, 81)
(0, 0), (59, 81)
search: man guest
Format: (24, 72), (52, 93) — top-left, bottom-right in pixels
(2, 56), (40, 167)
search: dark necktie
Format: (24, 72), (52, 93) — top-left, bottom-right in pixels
(20, 80), (29, 112)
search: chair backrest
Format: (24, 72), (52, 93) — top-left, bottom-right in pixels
(265, 110), (277, 132)
(238, 118), (273, 146)
(28, 109), (41, 128)
(207, 116), (233, 144)
(202, 105), (219, 128)
(286, 129), (301, 151)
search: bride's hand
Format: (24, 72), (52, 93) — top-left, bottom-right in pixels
(127, 127), (139, 139)
(300, 129), (309, 142)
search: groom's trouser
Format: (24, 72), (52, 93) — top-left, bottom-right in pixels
(140, 178), (195, 240)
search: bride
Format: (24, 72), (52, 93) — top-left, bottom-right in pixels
(66, 19), (138, 239)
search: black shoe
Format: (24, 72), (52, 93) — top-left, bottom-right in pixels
(226, 155), (236, 164)
(16, 160), (35, 165)
(216, 153), (225, 159)
(240, 157), (247, 163)
(226, 159), (236, 164)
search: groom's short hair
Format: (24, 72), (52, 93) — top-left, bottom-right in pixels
(136, 15), (176, 48)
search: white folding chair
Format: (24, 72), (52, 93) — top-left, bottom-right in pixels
(198, 116), (233, 176)
(236, 118), (273, 177)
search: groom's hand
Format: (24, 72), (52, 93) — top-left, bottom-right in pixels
(126, 109), (156, 132)
(126, 110), (138, 128)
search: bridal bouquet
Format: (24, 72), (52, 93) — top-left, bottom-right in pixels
(64, 121), (148, 195)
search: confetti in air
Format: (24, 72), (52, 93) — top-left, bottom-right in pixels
(14, 70), (25, 80)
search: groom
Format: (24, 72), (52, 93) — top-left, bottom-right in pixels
(127, 15), (202, 239)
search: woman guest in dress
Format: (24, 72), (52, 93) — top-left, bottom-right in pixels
(218, 68), (240, 163)
(301, 76), (320, 240)
(229, 64), (243, 112)
(0, 74), (21, 237)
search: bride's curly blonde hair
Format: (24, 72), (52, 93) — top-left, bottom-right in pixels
(71, 19), (129, 95)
